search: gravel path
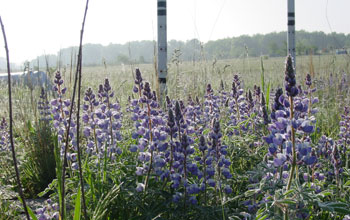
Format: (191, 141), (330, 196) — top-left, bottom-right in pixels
(1, 185), (46, 219)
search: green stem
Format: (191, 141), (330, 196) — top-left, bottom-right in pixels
(286, 96), (296, 191)
(285, 96), (296, 220)
(203, 151), (207, 206)
(144, 103), (153, 191)
(279, 145), (283, 180)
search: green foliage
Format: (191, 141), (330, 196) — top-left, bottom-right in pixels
(0, 199), (21, 220)
(21, 120), (56, 198)
(1, 49), (350, 220)
(28, 30), (350, 67)
(73, 187), (81, 220)
(91, 183), (121, 220)
(0, 151), (16, 186)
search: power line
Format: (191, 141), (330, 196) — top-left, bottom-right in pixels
(208, 0), (227, 42)
(325, 0), (350, 59)
(188, 0), (201, 41)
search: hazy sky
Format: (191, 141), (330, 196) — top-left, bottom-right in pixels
(0, 0), (349, 63)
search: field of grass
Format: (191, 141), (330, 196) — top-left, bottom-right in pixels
(0, 53), (350, 219)
(2, 54), (349, 130)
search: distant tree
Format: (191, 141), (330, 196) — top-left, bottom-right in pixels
(27, 31), (350, 67)
(282, 41), (288, 56)
(296, 41), (307, 55)
(269, 42), (279, 56)
(139, 56), (146, 64)
(117, 54), (130, 64)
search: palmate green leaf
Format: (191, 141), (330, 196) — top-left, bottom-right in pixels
(244, 189), (260, 197)
(228, 215), (241, 220)
(257, 214), (269, 220)
(73, 187), (81, 220)
(319, 191), (332, 197)
(333, 207), (350, 215)
(256, 208), (268, 220)
(27, 206), (39, 220)
(344, 180), (350, 187)
(37, 178), (58, 197)
(318, 201), (350, 215)
(277, 199), (296, 205)
(283, 189), (295, 197)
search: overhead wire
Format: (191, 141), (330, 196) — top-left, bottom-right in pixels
(325, 0), (350, 59)
(188, 0), (201, 41)
(208, 0), (227, 42)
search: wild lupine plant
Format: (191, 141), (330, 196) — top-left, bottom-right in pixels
(82, 87), (100, 155)
(9, 56), (350, 219)
(129, 69), (168, 191)
(208, 119), (233, 194)
(51, 71), (77, 158)
(128, 69), (236, 210)
(245, 56), (327, 218)
(94, 78), (122, 160)
(227, 75), (266, 136)
(203, 83), (220, 124)
(38, 88), (51, 122)
(339, 107), (350, 168)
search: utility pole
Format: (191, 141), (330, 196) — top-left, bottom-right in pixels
(157, 0), (167, 101)
(287, 0), (296, 69)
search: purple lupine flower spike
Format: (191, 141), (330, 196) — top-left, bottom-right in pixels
(284, 55), (298, 97)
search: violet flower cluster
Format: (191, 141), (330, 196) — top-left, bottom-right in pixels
(227, 75), (267, 135)
(38, 87), (51, 122)
(264, 59), (317, 175)
(203, 83), (220, 124)
(228, 75), (247, 135)
(183, 95), (204, 137)
(128, 69), (234, 205)
(247, 56), (322, 215)
(50, 71), (77, 158)
(35, 199), (59, 220)
(82, 78), (123, 160)
(208, 119), (233, 193)
(313, 134), (345, 191)
(129, 69), (169, 191)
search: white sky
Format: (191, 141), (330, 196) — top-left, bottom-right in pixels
(0, 0), (349, 63)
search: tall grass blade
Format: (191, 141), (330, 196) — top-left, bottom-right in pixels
(260, 56), (265, 93)
(92, 183), (122, 220)
(266, 82), (271, 112)
(74, 187), (82, 220)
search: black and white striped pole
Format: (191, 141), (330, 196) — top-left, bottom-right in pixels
(287, 0), (296, 69)
(157, 0), (167, 100)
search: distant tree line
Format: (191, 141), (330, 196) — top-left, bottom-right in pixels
(0, 57), (18, 71)
(21, 30), (350, 68)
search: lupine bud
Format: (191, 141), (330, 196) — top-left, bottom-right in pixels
(135, 68), (143, 85)
(284, 55), (298, 97)
(175, 101), (183, 124)
(305, 73), (312, 87)
(143, 82), (152, 100)
(207, 84), (213, 95)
